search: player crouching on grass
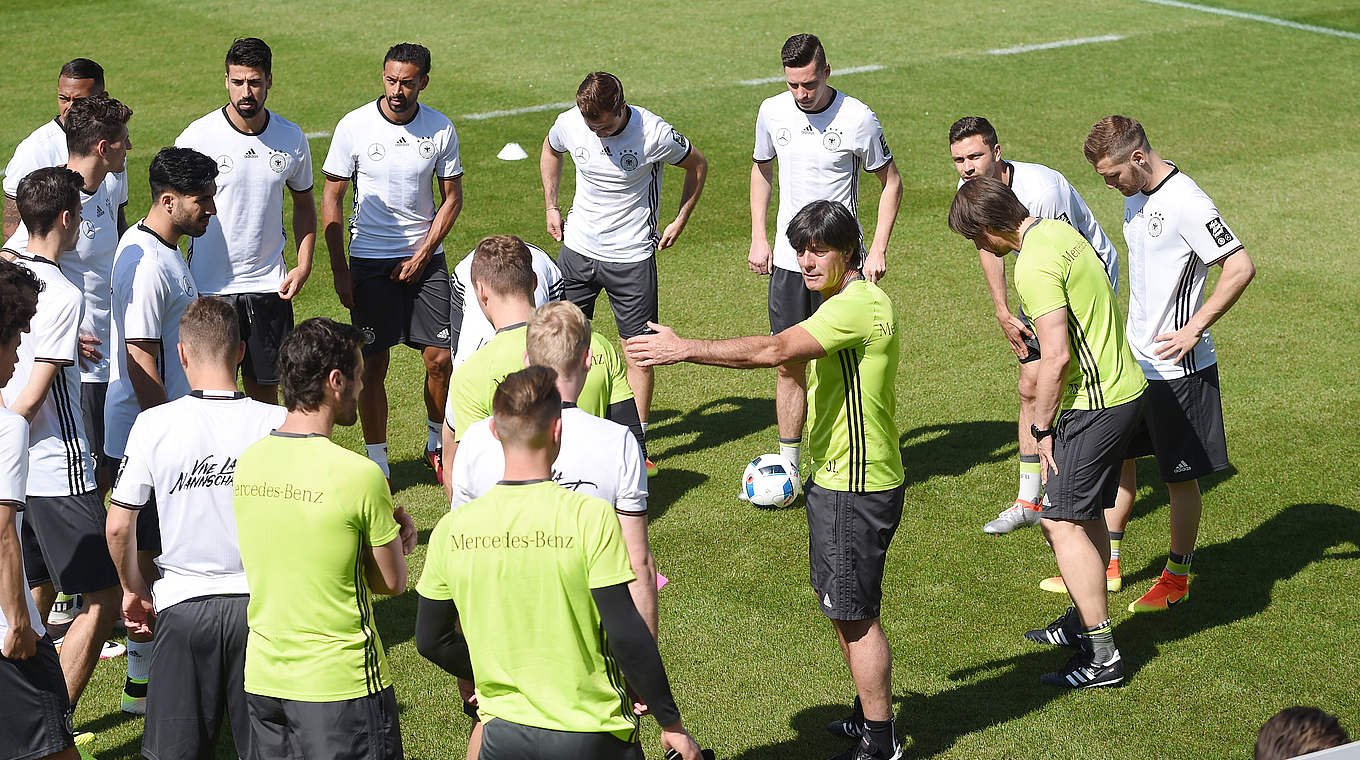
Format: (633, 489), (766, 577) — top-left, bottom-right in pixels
(948, 177), (1146, 688)
(416, 366), (703, 760)
(627, 200), (904, 760)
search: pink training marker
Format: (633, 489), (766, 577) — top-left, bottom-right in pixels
(656, 573), (669, 590)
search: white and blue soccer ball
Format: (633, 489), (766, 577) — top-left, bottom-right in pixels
(742, 454), (801, 508)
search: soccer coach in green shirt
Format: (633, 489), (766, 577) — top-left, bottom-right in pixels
(627, 200), (904, 760)
(949, 177), (1146, 690)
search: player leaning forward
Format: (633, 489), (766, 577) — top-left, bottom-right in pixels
(323, 42), (463, 483)
(1083, 116), (1254, 613)
(176, 37), (316, 404)
(948, 177), (1146, 688)
(233, 317), (416, 760)
(628, 200), (904, 760)
(542, 71), (708, 472)
(106, 297), (285, 759)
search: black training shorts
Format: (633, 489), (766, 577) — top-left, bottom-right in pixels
(1040, 396), (1145, 522)
(480, 718), (642, 760)
(25, 491), (120, 594)
(221, 292), (294, 386)
(0, 637), (73, 760)
(350, 254), (452, 355)
(806, 481), (905, 621)
(246, 686), (403, 760)
(1125, 364), (1230, 482)
(558, 245), (658, 340)
(768, 266), (822, 335)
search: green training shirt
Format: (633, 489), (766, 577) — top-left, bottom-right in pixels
(417, 480), (638, 740)
(233, 432), (400, 701)
(799, 278), (904, 492)
(1014, 219), (1147, 412)
(445, 325), (630, 439)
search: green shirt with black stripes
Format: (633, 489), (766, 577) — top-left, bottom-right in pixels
(800, 278), (904, 492)
(1014, 218), (1147, 412)
(233, 433), (400, 701)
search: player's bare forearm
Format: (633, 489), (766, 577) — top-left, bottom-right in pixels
(105, 506), (146, 596)
(126, 342), (170, 410)
(1031, 311), (1070, 429)
(978, 251), (1012, 317)
(417, 177), (463, 260)
(671, 148), (708, 229)
(321, 179), (350, 271)
(1, 196), (19, 240)
(7, 361), (60, 422)
(867, 162), (902, 274)
(1190, 249), (1255, 335)
(0, 508), (35, 656)
(626, 323), (823, 369)
(750, 161), (774, 236)
(290, 188), (318, 276)
(540, 139), (564, 208)
(441, 423), (457, 501)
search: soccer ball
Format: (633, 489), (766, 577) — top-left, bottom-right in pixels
(742, 454), (801, 508)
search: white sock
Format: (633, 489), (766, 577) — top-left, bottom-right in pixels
(640, 421), (648, 434)
(1018, 455), (1042, 504)
(779, 437), (802, 472)
(126, 639), (153, 682)
(427, 419), (441, 452)
(366, 443), (390, 478)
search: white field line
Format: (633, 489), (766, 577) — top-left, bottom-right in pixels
(461, 102), (572, 121)
(988, 35), (1126, 55)
(737, 64), (886, 86)
(304, 131), (331, 139)
(1137, 0), (1360, 40)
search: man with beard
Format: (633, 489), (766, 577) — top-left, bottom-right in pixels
(233, 317), (416, 760)
(176, 37), (316, 404)
(322, 42), (463, 485)
(4, 58), (128, 241)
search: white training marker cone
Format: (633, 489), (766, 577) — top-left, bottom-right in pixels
(497, 142), (528, 161)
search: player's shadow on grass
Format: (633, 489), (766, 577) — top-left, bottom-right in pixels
(731, 503), (1357, 759)
(905, 502), (1357, 758)
(374, 582), (420, 649)
(897, 421), (1016, 487)
(647, 466), (708, 523)
(647, 396), (775, 461)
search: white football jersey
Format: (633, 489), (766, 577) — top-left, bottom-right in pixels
(321, 99), (462, 260)
(105, 223), (199, 460)
(450, 405), (646, 515)
(0, 255), (94, 496)
(964, 160), (1121, 291)
(4, 179), (122, 383)
(1122, 166), (1242, 380)
(754, 90), (892, 272)
(3, 118), (128, 205)
(449, 242), (564, 371)
(177, 108), (314, 294)
(0, 408), (45, 640)
(548, 105), (693, 264)
(111, 391), (284, 612)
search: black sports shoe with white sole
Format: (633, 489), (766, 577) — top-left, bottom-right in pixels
(1040, 648), (1124, 689)
(1024, 605), (1081, 648)
(826, 714), (866, 740)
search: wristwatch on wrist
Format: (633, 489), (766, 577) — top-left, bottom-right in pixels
(1030, 424), (1055, 442)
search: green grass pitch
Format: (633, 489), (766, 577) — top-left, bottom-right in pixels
(3, 0), (1358, 757)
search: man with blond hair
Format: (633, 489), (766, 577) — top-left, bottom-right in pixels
(1083, 115), (1255, 613)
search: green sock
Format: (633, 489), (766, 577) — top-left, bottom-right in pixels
(1166, 551), (1193, 576)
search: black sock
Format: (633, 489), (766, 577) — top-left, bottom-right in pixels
(864, 718), (896, 757)
(851, 695), (864, 721)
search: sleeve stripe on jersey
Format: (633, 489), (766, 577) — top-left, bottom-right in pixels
(753, 156), (773, 165)
(668, 143), (693, 167)
(109, 499), (148, 511)
(321, 171), (353, 183)
(34, 357), (76, 367)
(437, 173), (464, 181)
(51, 371), (88, 495)
(1206, 245), (1244, 268)
(0, 499), (24, 511)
